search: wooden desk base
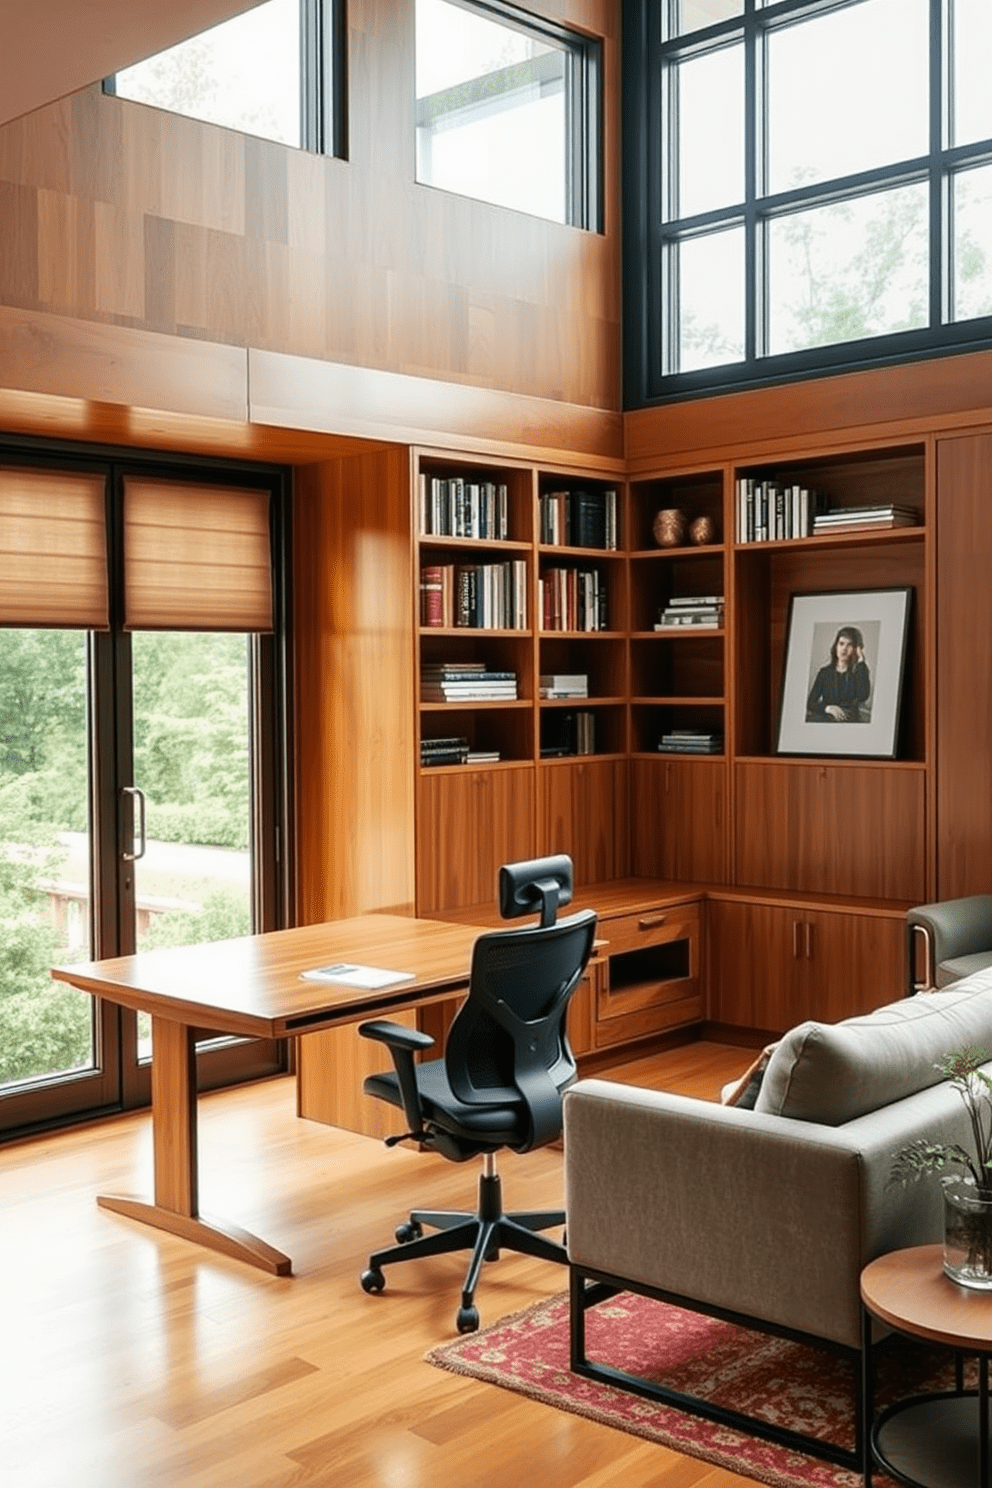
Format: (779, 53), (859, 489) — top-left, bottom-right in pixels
(98, 1017), (292, 1276)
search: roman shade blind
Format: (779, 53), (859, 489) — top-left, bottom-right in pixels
(0, 466), (110, 628)
(123, 480), (273, 632)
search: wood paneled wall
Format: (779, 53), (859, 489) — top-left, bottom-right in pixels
(0, 0), (621, 415)
(293, 448), (416, 924)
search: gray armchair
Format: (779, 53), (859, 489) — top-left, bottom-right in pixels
(907, 894), (992, 994)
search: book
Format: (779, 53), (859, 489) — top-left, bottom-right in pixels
(539, 673), (588, 698)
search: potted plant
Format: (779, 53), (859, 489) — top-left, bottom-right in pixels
(889, 1046), (992, 1288)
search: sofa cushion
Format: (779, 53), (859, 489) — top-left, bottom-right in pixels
(938, 950), (992, 988)
(754, 974), (992, 1125)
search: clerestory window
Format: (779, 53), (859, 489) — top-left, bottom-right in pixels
(415, 0), (602, 230)
(105, 0), (346, 157)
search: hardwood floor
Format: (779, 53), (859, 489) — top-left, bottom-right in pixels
(3, 1041), (756, 1488)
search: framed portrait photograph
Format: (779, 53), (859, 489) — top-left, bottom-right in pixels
(776, 588), (912, 758)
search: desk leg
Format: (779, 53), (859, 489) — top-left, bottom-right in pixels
(98, 1017), (292, 1277)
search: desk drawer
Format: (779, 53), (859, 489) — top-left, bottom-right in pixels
(596, 901), (700, 1042)
(602, 902), (699, 957)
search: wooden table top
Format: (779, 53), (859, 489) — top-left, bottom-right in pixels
(862, 1244), (992, 1352)
(50, 914), (483, 1040)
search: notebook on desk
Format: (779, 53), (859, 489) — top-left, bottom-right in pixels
(300, 963), (416, 989)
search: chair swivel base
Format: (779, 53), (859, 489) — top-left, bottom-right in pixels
(359, 1169), (567, 1333)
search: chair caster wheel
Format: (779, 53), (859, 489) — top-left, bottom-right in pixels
(360, 1267), (385, 1294)
(395, 1220), (423, 1244)
(456, 1305), (479, 1334)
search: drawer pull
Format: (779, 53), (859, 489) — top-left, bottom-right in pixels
(638, 913), (668, 931)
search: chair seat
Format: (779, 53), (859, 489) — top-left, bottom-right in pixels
(364, 1059), (525, 1145)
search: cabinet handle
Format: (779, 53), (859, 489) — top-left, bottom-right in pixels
(792, 920), (802, 958)
(638, 913), (668, 931)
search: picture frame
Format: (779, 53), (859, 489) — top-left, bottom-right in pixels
(776, 587), (912, 758)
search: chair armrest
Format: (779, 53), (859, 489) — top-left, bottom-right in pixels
(563, 1077), (967, 1350)
(358, 1019), (435, 1053)
(358, 1020), (435, 1136)
(908, 896), (992, 987)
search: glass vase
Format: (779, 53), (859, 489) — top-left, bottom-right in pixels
(942, 1176), (992, 1289)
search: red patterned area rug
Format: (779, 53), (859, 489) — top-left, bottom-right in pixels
(426, 1290), (963, 1488)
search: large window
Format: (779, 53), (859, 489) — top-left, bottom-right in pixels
(415, 0), (601, 230)
(0, 452), (292, 1138)
(624, 0), (992, 403)
(106, 0), (346, 156)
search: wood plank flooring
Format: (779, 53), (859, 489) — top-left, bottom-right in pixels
(2, 1042), (758, 1488)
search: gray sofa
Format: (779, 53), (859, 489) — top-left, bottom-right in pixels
(563, 969), (992, 1470)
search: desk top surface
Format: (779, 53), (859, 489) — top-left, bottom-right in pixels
(50, 914), (484, 1039)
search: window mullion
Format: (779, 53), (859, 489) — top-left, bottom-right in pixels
(745, 1), (760, 361)
(933, 0), (949, 326)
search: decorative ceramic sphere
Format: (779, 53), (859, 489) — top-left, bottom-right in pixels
(653, 508), (687, 548)
(689, 514), (718, 546)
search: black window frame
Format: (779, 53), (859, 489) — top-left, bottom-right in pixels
(623, 0), (992, 407)
(414, 0), (603, 232)
(104, 0), (347, 159)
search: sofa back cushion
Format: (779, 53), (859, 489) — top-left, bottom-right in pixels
(754, 975), (992, 1124)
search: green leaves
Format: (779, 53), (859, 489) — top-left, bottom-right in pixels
(890, 1047), (992, 1192)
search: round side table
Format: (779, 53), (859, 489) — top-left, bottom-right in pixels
(861, 1243), (992, 1488)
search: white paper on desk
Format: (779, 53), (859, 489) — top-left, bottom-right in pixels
(300, 962), (416, 989)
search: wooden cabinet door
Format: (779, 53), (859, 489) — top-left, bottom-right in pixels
(936, 435), (992, 898)
(630, 757), (727, 883)
(708, 898), (906, 1036)
(735, 762), (926, 902)
(538, 758), (629, 885)
(804, 909), (905, 1023)
(416, 766), (535, 913)
(707, 898), (811, 1034)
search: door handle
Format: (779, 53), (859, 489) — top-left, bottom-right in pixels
(122, 785), (147, 861)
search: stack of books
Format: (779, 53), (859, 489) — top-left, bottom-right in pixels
(419, 474), (509, 540)
(654, 595), (724, 630)
(540, 567), (608, 631)
(736, 478), (823, 542)
(657, 729), (723, 755)
(540, 489), (618, 549)
(421, 663), (518, 702)
(466, 749), (500, 765)
(539, 673), (588, 698)
(540, 710), (596, 756)
(420, 735), (470, 767)
(420, 561), (528, 629)
(811, 504), (919, 533)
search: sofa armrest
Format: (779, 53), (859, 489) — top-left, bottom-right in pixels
(908, 896), (992, 989)
(563, 1077), (967, 1350)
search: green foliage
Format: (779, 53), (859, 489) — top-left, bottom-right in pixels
(141, 886), (251, 951)
(889, 1047), (992, 1198)
(0, 983), (93, 1086)
(0, 628), (253, 1090)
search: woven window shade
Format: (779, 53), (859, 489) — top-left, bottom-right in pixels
(123, 480), (273, 632)
(0, 466), (110, 628)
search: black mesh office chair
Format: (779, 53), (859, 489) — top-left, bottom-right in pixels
(358, 855), (597, 1333)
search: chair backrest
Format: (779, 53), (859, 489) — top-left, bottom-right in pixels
(443, 908), (598, 1151)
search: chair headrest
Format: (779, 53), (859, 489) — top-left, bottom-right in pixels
(498, 854), (574, 928)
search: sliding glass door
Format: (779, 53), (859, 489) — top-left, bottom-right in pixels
(0, 453), (291, 1136)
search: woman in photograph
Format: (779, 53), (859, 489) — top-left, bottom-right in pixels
(805, 624), (871, 722)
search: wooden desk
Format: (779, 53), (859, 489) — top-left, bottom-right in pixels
(51, 914), (482, 1277)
